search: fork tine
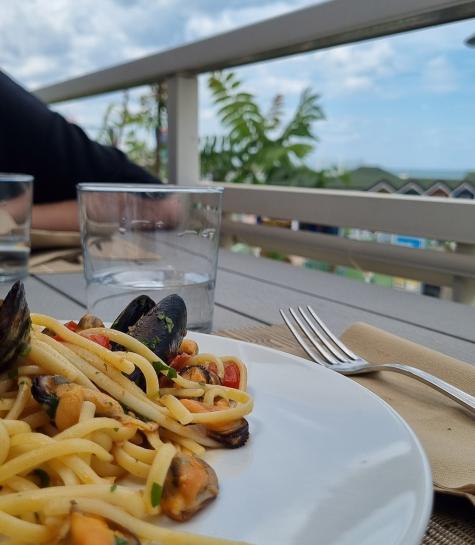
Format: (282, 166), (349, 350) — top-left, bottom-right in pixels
(279, 309), (325, 364)
(306, 306), (358, 360)
(298, 306), (347, 362)
(288, 308), (339, 364)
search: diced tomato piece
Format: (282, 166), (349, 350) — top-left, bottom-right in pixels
(53, 320), (79, 341)
(86, 334), (111, 349)
(159, 375), (174, 388)
(222, 362), (240, 389)
(170, 353), (192, 372)
(65, 321), (78, 332)
(207, 362), (218, 375)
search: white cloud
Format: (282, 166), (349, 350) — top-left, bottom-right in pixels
(313, 41), (402, 95)
(1, 1), (473, 172)
(0, 0), (178, 89)
(421, 55), (458, 93)
(184, 0), (317, 41)
(319, 118), (361, 144)
(262, 75), (310, 95)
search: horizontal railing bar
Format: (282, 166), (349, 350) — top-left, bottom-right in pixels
(222, 220), (475, 285)
(34, 0), (475, 103)
(220, 183), (475, 244)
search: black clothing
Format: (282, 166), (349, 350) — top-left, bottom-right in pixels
(0, 70), (159, 204)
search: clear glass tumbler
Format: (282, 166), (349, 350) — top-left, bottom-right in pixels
(0, 174), (33, 281)
(78, 184), (223, 332)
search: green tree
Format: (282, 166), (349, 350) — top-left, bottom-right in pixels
(201, 71), (326, 185)
(97, 71), (328, 186)
(97, 84), (167, 179)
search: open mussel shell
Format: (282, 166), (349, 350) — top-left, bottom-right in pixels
(31, 375), (70, 417)
(0, 281), (31, 370)
(111, 295), (156, 334)
(129, 294), (187, 362)
(112, 293), (187, 390)
(207, 418), (250, 449)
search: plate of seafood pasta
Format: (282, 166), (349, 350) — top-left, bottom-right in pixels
(0, 281), (431, 545)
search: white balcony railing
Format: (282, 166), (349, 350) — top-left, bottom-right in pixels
(33, 0), (475, 303)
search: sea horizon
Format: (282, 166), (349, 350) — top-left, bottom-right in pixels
(389, 166), (472, 181)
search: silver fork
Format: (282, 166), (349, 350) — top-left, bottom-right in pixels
(280, 305), (475, 416)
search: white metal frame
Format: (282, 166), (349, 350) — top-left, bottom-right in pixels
(220, 184), (475, 244)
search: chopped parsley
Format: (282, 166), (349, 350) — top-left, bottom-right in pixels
(114, 537), (129, 545)
(110, 483), (117, 492)
(33, 469), (50, 488)
(150, 482), (163, 507)
(140, 337), (160, 351)
(164, 317), (174, 334)
(152, 360), (177, 379)
(157, 312), (174, 334)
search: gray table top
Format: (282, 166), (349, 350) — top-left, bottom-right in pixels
(3, 249), (474, 366)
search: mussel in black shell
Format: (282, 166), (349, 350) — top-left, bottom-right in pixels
(0, 281), (31, 369)
(111, 293), (187, 390)
(111, 295), (156, 335)
(113, 294), (187, 362)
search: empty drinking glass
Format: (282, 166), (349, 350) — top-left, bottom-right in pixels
(78, 184), (223, 332)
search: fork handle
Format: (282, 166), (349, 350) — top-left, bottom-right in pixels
(352, 362), (475, 415)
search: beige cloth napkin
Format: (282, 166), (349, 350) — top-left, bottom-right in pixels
(28, 227), (158, 272)
(219, 323), (475, 507)
(29, 249), (83, 274)
(342, 323), (475, 506)
(88, 237), (160, 261)
(0, 209), (16, 235)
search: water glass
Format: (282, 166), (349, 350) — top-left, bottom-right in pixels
(78, 184), (223, 332)
(0, 174), (33, 281)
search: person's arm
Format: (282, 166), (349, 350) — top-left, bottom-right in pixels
(0, 70), (160, 206)
(31, 195), (181, 231)
(31, 201), (79, 231)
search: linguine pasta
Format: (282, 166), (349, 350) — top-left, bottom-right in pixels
(0, 312), (253, 545)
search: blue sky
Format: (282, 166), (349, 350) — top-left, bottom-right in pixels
(2, 0), (475, 175)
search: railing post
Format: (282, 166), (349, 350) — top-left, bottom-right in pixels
(167, 75), (199, 185)
(452, 243), (475, 305)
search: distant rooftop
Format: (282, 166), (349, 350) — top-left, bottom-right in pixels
(328, 166), (475, 195)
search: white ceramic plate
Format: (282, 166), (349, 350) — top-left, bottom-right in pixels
(159, 332), (432, 545)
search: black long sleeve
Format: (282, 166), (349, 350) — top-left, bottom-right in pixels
(0, 70), (160, 204)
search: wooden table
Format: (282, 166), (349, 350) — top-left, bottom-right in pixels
(1, 248), (474, 543)
(7, 249), (475, 365)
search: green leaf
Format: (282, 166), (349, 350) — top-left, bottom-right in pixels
(152, 360), (177, 379)
(286, 143), (314, 159)
(150, 482), (163, 507)
(165, 316), (174, 334)
(115, 537), (129, 545)
(110, 483), (118, 492)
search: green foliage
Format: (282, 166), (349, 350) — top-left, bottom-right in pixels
(201, 72), (327, 185)
(97, 85), (167, 179)
(97, 71), (332, 187)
